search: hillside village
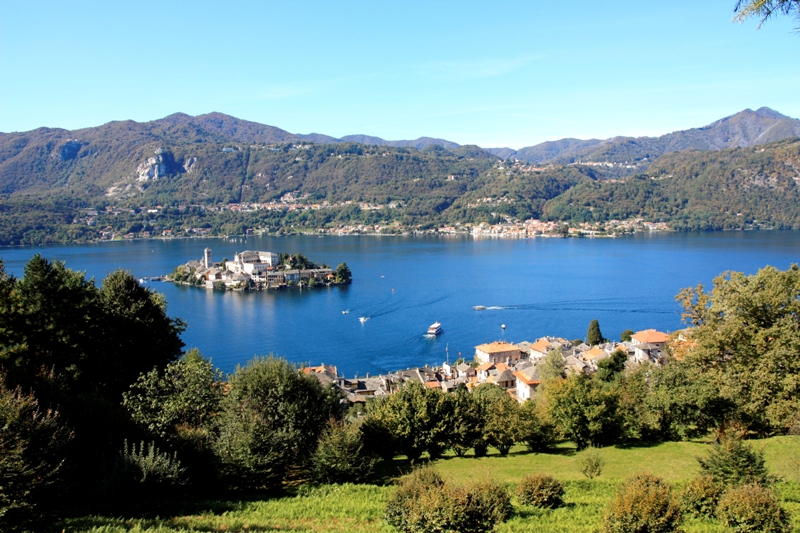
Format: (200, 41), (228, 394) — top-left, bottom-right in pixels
(304, 328), (672, 404)
(168, 248), (350, 290)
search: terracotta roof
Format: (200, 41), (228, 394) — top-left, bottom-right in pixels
(531, 339), (550, 353)
(477, 362), (495, 371)
(425, 381), (441, 389)
(584, 347), (606, 360)
(513, 370), (540, 386)
(495, 362), (510, 372)
(475, 341), (519, 354)
(631, 329), (670, 344)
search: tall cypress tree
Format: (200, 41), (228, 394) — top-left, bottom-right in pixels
(587, 319), (604, 346)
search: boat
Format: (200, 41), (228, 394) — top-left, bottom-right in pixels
(501, 324), (506, 330)
(359, 316), (370, 323)
(342, 309), (350, 315)
(427, 322), (443, 335)
(473, 305), (486, 310)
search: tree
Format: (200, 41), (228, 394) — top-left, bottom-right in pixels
(446, 385), (483, 457)
(213, 355), (340, 490)
(362, 382), (449, 461)
(123, 348), (223, 440)
(676, 265), (800, 433)
(620, 329), (634, 342)
(596, 349), (628, 382)
(310, 420), (376, 484)
(538, 348), (566, 382)
(733, 0), (800, 28)
(546, 373), (620, 450)
(335, 262), (352, 284)
(587, 319), (604, 346)
(0, 382), (71, 533)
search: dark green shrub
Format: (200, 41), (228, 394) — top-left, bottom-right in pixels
(385, 466), (511, 533)
(698, 432), (773, 487)
(716, 484), (790, 533)
(0, 384), (71, 533)
(517, 474), (564, 508)
(680, 475), (723, 519)
(311, 420), (377, 484)
(213, 356), (340, 491)
(602, 473), (682, 533)
(473, 441), (488, 457)
(104, 440), (186, 494)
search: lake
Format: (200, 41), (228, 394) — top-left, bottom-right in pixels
(2, 231), (799, 377)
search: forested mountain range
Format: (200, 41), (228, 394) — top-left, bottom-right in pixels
(0, 109), (799, 245)
(488, 107), (800, 164)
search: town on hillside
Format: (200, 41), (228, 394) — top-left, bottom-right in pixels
(167, 248), (352, 290)
(303, 328), (673, 404)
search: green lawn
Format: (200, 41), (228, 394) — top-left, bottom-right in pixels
(61, 436), (800, 533)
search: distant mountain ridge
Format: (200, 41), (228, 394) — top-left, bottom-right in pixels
(488, 107), (800, 164)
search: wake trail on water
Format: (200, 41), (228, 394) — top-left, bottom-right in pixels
(481, 297), (676, 315)
(359, 294), (452, 320)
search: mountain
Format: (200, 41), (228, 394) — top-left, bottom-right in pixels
(498, 107), (800, 165)
(340, 134), (460, 151)
(542, 137), (800, 231)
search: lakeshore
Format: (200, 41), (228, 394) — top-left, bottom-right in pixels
(3, 231), (799, 377)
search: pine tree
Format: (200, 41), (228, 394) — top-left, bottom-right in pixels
(587, 319), (604, 346)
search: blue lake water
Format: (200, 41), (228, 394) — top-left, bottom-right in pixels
(2, 232), (799, 377)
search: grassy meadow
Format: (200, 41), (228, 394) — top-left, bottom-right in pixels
(62, 436), (800, 533)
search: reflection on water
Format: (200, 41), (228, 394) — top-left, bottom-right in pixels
(2, 231), (799, 376)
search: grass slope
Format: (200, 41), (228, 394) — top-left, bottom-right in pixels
(61, 437), (800, 533)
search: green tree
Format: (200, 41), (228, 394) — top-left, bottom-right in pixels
(620, 329), (634, 342)
(676, 265), (800, 433)
(446, 385), (483, 457)
(0, 382), (71, 533)
(538, 348), (566, 382)
(335, 262), (352, 283)
(362, 382), (449, 461)
(213, 355), (340, 490)
(123, 349), (223, 440)
(596, 349), (628, 382)
(587, 319), (604, 346)
(310, 419), (377, 484)
(734, 0), (800, 28)
(546, 373), (620, 450)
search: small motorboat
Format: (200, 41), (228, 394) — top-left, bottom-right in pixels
(359, 316), (370, 323)
(473, 305), (486, 310)
(342, 309), (350, 315)
(427, 322), (443, 335)
(501, 324), (506, 330)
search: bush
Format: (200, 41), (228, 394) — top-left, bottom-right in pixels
(213, 355), (341, 490)
(0, 384), (71, 533)
(104, 440), (186, 493)
(311, 420), (377, 484)
(517, 474), (564, 508)
(698, 431), (773, 487)
(385, 466), (511, 533)
(716, 484), (790, 533)
(602, 473), (682, 533)
(680, 475), (723, 519)
(579, 447), (605, 479)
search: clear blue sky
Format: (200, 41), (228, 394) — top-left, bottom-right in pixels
(1, 1), (797, 148)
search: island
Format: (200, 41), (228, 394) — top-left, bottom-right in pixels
(167, 247), (351, 290)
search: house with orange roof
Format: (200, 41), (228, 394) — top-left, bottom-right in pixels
(475, 341), (522, 364)
(513, 365), (542, 401)
(529, 339), (551, 360)
(630, 329), (670, 364)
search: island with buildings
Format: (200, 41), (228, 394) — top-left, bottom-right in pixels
(167, 248), (352, 290)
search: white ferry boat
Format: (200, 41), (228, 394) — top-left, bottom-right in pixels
(427, 322), (443, 335)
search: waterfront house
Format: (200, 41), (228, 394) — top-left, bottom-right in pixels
(475, 341), (522, 364)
